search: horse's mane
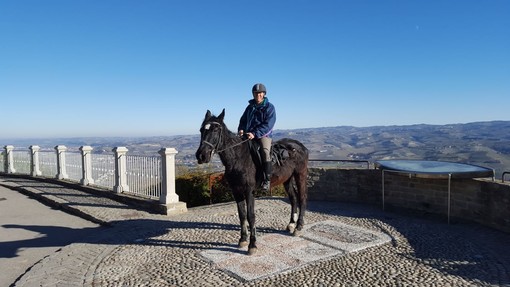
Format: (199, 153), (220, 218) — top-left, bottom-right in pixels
(205, 113), (253, 170)
(207, 113), (241, 145)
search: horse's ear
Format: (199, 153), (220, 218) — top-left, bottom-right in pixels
(205, 110), (212, 120)
(218, 109), (225, 122)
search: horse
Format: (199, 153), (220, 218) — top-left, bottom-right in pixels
(195, 109), (309, 255)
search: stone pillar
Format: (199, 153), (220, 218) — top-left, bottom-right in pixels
(158, 148), (187, 215)
(29, 145), (42, 177)
(80, 146), (94, 185)
(55, 145), (68, 180)
(4, 145), (16, 173)
(112, 147), (129, 193)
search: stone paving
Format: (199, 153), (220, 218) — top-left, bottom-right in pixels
(1, 175), (510, 286)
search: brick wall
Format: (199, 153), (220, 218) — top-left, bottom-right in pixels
(307, 168), (510, 233)
(307, 168), (380, 204)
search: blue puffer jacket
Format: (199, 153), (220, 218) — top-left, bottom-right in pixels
(238, 97), (276, 139)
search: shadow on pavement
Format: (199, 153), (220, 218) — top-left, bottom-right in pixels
(305, 199), (510, 286)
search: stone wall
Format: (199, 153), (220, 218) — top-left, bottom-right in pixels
(307, 168), (380, 204)
(307, 168), (510, 233)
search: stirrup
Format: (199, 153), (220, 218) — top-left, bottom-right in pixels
(261, 180), (270, 190)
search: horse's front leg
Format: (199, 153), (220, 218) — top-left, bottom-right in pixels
(234, 194), (249, 248)
(246, 190), (257, 255)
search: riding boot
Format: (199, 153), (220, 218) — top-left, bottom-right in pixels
(261, 161), (272, 190)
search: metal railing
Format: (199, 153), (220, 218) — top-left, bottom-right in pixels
(66, 152), (83, 182)
(12, 150), (31, 174)
(1, 145), (181, 208)
(91, 153), (116, 190)
(126, 155), (162, 199)
(309, 158), (371, 169)
(39, 151), (58, 177)
(0, 151), (4, 171)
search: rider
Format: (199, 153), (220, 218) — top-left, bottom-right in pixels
(238, 83), (276, 190)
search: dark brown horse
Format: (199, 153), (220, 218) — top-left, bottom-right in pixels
(195, 109), (309, 255)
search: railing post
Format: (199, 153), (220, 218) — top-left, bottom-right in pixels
(113, 147), (129, 193)
(158, 148), (187, 215)
(4, 145), (16, 173)
(80, 146), (94, 185)
(55, 145), (69, 179)
(29, 145), (42, 177)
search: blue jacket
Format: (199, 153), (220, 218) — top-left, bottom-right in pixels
(238, 97), (276, 139)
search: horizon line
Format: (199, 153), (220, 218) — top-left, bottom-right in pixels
(1, 119), (508, 142)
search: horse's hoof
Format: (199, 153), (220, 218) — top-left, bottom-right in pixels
(292, 229), (302, 237)
(287, 223), (296, 234)
(239, 240), (249, 248)
(248, 247), (257, 255)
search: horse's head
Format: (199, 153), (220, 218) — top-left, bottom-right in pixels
(196, 109), (226, 164)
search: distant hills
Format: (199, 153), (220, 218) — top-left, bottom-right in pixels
(2, 121), (510, 178)
(275, 121), (510, 177)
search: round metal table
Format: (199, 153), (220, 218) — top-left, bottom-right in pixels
(375, 159), (495, 223)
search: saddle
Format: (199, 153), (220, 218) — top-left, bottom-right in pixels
(248, 140), (290, 169)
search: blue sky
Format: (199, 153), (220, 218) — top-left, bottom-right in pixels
(1, 0), (509, 139)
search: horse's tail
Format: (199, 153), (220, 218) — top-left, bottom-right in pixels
(284, 139), (308, 206)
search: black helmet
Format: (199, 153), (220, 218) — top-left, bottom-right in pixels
(252, 83), (266, 94)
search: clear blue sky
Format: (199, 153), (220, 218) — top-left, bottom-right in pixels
(1, 0), (509, 139)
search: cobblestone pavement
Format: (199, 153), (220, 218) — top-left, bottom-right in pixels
(1, 175), (510, 287)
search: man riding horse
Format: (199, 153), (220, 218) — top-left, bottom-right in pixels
(196, 108), (309, 255)
(238, 83), (276, 190)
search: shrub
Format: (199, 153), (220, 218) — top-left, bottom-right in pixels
(175, 171), (288, 208)
(175, 172), (211, 207)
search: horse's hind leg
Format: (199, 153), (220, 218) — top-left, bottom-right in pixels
(293, 168), (308, 235)
(284, 177), (299, 234)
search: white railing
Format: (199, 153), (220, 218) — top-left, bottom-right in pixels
(1, 145), (186, 215)
(126, 155), (161, 199)
(12, 150), (31, 175)
(0, 151), (4, 171)
(91, 153), (116, 190)
(40, 151), (58, 177)
(66, 152), (83, 182)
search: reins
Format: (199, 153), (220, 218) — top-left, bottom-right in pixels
(216, 137), (250, 153)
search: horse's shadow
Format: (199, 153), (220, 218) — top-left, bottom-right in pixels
(1, 218), (286, 259)
(114, 219), (289, 255)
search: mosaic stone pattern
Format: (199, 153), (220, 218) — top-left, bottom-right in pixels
(200, 220), (392, 282)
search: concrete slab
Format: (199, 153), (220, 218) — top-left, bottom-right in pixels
(0, 185), (101, 287)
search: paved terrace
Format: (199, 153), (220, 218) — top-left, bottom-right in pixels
(1, 175), (510, 287)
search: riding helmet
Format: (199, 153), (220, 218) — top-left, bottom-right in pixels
(252, 83), (266, 94)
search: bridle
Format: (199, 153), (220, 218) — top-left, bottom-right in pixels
(200, 121), (250, 155)
(200, 121), (223, 153)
